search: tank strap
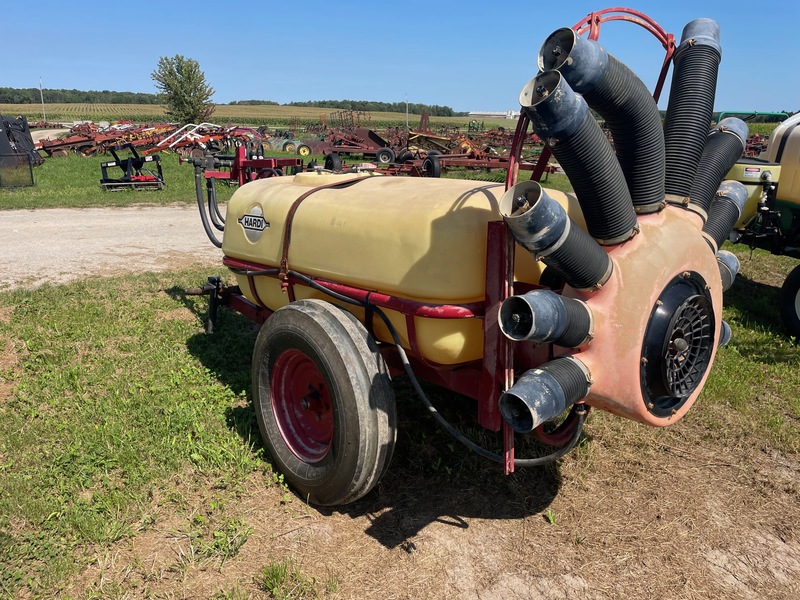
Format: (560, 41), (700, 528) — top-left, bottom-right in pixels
(279, 176), (374, 290)
(774, 122), (800, 164)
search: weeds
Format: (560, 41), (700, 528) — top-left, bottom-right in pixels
(255, 558), (326, 599)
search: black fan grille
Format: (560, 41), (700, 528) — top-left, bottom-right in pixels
(663, 296), (713, 396)
(640, 273), (716, 418)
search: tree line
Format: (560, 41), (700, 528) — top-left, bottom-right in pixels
(0, 87), (466, 117)
(0, 87), (162, 104)
(284, 100), (466, 117)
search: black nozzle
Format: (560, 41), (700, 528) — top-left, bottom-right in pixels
(716, 249), (740, 291)
(702, 181), (748, 251)
(500, 180), (613, 291)
(499, 289), (593, 347)
(499, 357), (591, 433)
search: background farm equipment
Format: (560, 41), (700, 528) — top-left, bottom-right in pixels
(188, 8), (744, 508)
(1, 114), (39, 188)
(36, 122), (180, 157)
(296, 126), (399, 164)
(99, 143), (165, 191)
(184, 144), (304, 249)
(142, 123), (266, 157)
(726, 112), (800, 336)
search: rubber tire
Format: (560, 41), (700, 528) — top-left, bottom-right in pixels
(252, 300), (396, 506)
(283, 141), (296, 153)
(325, 152), (342, 171)
(779, 263), (800, 338)
(376, 147), (395, 164)
(297, 144), (312, 156)
(395, 149), (414, 163)
(422, 154), (441, 178)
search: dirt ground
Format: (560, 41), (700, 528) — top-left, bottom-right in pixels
(3, 206), (799, 599)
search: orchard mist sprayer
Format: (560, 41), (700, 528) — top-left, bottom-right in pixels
(192, 9), (745, 505)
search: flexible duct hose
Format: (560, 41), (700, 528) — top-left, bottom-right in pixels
(501, 180), (613, 291)
(520, 71), (638, 244)
(702, 180), (748, 251)
(689, 118), (748, 216)
(663, 19), (722, 199)
(540, 29), (665, 213)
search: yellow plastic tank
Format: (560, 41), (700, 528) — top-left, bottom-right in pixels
(765, 113), (800, 205)
(222, 171), (586, 365)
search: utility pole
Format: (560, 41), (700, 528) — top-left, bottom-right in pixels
(39, 78), (46, 122)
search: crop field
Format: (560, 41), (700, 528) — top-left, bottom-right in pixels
(0, 102), (514, 131)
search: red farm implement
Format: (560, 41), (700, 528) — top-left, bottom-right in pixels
(184, 145), (304, 248)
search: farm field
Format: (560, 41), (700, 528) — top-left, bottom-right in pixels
(0, 138), (798, 598)
(0, 103), (516, 131)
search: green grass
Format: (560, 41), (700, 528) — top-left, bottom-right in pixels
(0, 271), (266, 596)
(255, 557), (334, 599)
(1, 148), (565, 211)
(0, 152), (238, 210)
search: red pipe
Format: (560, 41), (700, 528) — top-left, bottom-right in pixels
(222, 256), (485, 319)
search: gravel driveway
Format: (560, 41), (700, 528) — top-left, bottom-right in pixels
(1, 205), (224, 290)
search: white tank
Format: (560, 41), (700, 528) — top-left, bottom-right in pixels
(765, 113), (800, 205)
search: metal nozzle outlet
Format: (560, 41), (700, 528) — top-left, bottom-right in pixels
(499, 357), (591, 434)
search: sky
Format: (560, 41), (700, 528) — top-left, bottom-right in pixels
(5, 0), (799, 115)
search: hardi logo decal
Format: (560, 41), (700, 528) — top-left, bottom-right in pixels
(239, 205), (269, 242)
(240, 213), (268, 231)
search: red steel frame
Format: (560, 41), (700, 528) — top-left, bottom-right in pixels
(218, 8), (675, 474)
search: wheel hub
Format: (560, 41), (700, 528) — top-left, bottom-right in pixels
(271, 349), (333, 462)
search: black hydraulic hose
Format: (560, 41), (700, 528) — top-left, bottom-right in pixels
(194, 164), (222, 248)
(689, 118), (748, 216)
(209, 176), (226, 225)
(520, 71), (638, 245)
(663, 19), (722, 198)
(206, 178), (225, 232)
(273, 268), (587, 466)
(540, 29), (665, 213)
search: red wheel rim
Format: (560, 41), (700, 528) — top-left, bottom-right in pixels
(271, 349), (333, 462)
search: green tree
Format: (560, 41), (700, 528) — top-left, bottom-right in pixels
(151, 55), (215, 125)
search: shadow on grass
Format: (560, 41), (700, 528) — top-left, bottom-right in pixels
(173, 294), (564, 549)
(724, 274), (783, 332)
(723, 274), (800, 362)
